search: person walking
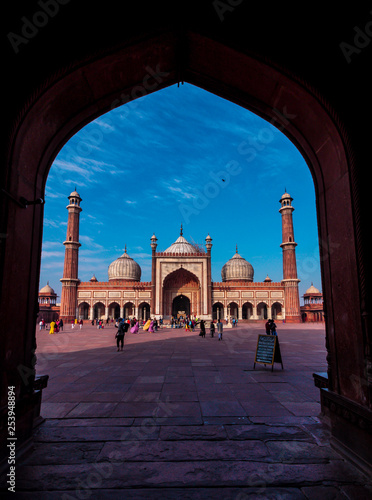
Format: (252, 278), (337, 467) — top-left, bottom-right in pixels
(115, 319), (128, 351)
(130, 320), (139, 334)
(210, 320), (215, 338)
(265, 319), (272, 334)
(217, 319), (223, 341)
(59, 318), (63, 331)
(49, 320), (55, 335)
(270, 320), (277, 336)
(149, 319), (155, 333)
(199, 320), (206, 338)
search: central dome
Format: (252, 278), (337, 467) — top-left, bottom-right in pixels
(221, 248), (254, 282)
(108, 247), (141, 281)
(164, 226), (198, 254)
(164, 235), (198, 254)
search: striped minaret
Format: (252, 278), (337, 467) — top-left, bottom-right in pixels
(205, 233), (213, 315)
(279, 191), (301, 322)
(60, 189), (82, 322)
(150, 233), (158, 315)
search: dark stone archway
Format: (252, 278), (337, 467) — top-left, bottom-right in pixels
(2, 2), (371, 471)
(172, 295), (190, 318)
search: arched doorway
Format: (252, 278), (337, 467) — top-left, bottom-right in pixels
(123, 302), (134, 318)
(271, 302), (282, 320)
(108, 302), (120, 319)
(212, 302), (224, 321)
(242, 302), (253, 320)
(162, 268), (200, 318)
(93, 302), (105, 320)
(172, 294), (190, 318)
(3, 17), (370, 470)
(228, 302), (239, 320)
(138, 302), (150, 321)
(78, 302), (90, 320)
(257, 302), (268, 320)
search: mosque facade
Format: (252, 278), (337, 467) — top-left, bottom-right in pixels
(59, 189), (302, 324)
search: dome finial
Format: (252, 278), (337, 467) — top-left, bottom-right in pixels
(124, 244), (127, 253)
(180, 224), (183, 236)
(236, 244), (238, 254)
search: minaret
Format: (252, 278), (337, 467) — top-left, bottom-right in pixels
(279, 191), (301, 322)
(205, 234), (213, 315)
(150, 233), (158, 315)
(60, 189), (82, 322)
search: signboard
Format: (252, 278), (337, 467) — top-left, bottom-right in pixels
(253, 335), (283, 371)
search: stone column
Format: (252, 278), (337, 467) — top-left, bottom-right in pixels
(60, 190), (82, 322)
(150, 234), (157, 315)
(279, 192), (301, 322)
(205, 234), (213, 316)
(238, 305), (243, 320)
(252, 304), (258, 320)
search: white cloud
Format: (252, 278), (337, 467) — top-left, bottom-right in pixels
(41, 251), (65, 259)
(79, 235), (105, 250)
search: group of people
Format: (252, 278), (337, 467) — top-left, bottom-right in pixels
(225, 316), (238, 327)
(114, 316), (225, 351)
(170, 316), (196, 329)
(71, 318), (83, 329)
(91, 317), (114, 327)
(47, 318), (64, 334)
(114, 317), (146, 351)
(265, 319), (277, 335)
(41, 317), (87, 334)
(199, 319), (224, 340)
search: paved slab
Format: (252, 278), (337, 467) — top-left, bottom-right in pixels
(2, 322), (372, 498)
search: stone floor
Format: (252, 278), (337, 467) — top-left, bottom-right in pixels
(3, 323), (372, 498)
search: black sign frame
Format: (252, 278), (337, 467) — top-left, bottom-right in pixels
(253, 334), (284, 371)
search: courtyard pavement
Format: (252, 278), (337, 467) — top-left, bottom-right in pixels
(4, 323), (372, 498)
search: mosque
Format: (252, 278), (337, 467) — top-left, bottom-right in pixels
(59, 189), (303, 324)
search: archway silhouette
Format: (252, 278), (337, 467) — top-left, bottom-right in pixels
(2, 23), (370, 469)
(172, 294), (191, 318)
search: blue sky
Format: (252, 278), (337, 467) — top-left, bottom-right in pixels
(40, 83), (321, 303)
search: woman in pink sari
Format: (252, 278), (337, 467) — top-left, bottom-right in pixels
(130, 321), (139, 334)
(148, 320), (154, 333)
